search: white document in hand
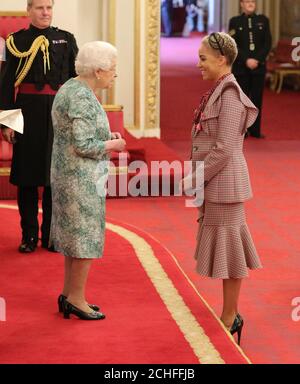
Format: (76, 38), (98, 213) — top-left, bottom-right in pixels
(0, 109), (24, 134)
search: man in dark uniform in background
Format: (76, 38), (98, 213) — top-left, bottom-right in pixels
(161, 0), (174, 37)
(229, 0), (272, 138)
(0, 0), (78, 253)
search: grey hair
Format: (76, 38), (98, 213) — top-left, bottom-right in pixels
(27, 0), (55, 7)
(75, 41), (118, 77)
(202, 32), (238, 66)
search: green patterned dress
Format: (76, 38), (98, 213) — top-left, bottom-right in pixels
(50, 78), (111, 258)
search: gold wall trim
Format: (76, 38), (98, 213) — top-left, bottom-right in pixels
(0, 12), (27, 17)
(103, 104), (123, 112)
(0, 167), (11, 176)
(134, 0), (141, 130)
(109, 166), (128, 175)
(107, 0), (116, 105)
(145, 0), (160, 130)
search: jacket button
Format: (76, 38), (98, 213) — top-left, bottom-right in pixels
(193, 146), (198, 152)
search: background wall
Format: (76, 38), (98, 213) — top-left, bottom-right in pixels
(0, 0), (102, 47)
(280, 0), (300, 39)
(0, 0), (25, 10)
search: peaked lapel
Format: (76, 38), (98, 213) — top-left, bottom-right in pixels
(199, 74), (258, 130)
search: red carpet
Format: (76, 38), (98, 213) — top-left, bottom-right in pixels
(106, 138), (300, 364)
(0, 204), (248, 364)
(161, 36), (210, 142)
(1, 137), (300, 363)
(159, 35), (300, 363)
(1, 36), (299, 365)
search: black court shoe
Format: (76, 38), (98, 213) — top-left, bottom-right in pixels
(63, 300), (105, 320)
(58, 294), (100, 313)
(19, 238), (37, 254)
(230, 315), (244, 346)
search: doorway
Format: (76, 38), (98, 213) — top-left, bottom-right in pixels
(161, 0), (209, 38)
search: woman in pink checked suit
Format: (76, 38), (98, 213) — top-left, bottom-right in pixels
(186, 32), (262, 345)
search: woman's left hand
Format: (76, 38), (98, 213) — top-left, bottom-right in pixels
(111, 132), (123, 140)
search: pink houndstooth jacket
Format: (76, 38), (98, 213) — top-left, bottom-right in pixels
(191, 74), (258, 203)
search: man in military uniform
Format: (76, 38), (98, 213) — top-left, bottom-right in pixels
(229, 0), (272, 138)
(0, 0), (78, 253)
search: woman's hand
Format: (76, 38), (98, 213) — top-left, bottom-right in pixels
(1, 127), (15, 144)
(246, 59), (259, 70)
(111, 132), (123, 140)
(105, 138), (126, 153)
(180, 174), (196, 195)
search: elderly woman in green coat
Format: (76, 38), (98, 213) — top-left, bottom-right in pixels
(50, 41), (126, 320)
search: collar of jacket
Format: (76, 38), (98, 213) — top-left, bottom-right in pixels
(29, 24), (52, 34)
(205, 74), (252, 109)
(242, 12), (257, 18)
(200, 73), (258, 131)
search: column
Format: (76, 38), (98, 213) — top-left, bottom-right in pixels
(102, 0), (161, 138)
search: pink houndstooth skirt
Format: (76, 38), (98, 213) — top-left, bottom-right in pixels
(194, 202), (262, 279)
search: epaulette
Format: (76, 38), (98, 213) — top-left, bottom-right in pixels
(51, 26), (72, 36)
(257, 14), (268, 19)
(6, 29), (26, 39)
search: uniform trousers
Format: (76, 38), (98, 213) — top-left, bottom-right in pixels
(17, 186), (52, 245)
(161, 0), (173, 37)
(235, 73), (266, 137)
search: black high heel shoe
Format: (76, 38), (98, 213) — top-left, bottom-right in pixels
(237, 313), (244, 326)
(63, 300), (106, 320)
(58, 294), (100, 313)
(230, 315), (244, 346)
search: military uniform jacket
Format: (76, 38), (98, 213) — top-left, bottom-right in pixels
(229, 13), (272, 75)
(191, 74), (258, 203)
(0, 24), (78, 186)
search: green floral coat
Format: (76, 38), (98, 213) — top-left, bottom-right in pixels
(50, 78), (111, 258)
